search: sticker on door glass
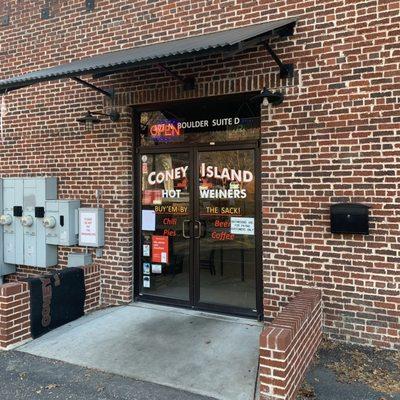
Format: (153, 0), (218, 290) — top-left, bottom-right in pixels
(152, 235), (169, 264)
(143, 263), (151, 275)
(230, 217), (255, 235)
(152, 264), (162, 274)
(143, 276), (151, 288)
(143, 244), (150, 257)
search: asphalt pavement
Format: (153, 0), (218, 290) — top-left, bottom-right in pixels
(298, 339), (400, 400)
(0, 350), (216, 400)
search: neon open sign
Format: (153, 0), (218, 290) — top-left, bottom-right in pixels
(149, 123), (182, 140)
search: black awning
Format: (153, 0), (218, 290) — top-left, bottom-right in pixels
(0, 17), (297, 94)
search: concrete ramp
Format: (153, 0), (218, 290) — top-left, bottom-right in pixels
(17, 303), (262, 400)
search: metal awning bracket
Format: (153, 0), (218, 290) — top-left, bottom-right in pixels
(276, 22), (296, 37)
(264, 42), (294, 79)
(158, 63), (195, 91)
(71, 77), (115, 99)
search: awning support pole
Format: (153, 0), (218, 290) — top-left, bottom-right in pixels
(71, 77), (114, 99)
(157, 64), (195, 91)
(264, 42), (294, 79)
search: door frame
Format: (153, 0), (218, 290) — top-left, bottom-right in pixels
(132, 109), (264, 320)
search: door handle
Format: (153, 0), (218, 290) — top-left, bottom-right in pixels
(194, 220), (202, 239)
(182, 219), (191, 239)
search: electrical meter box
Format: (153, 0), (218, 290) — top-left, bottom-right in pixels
(78, 208), (105, 247)
(2, 178), (24, 266)
(0, 177), (58, 269)
(22, 178), (58, 267)
(45, 200), (81, 246)
(0, 176), (104, 273)
(0, 179), (16, 277)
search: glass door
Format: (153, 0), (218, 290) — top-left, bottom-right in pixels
(194, 147), (258, 314)
(138, 146), (260, 316)
(139, 151), (192, 304)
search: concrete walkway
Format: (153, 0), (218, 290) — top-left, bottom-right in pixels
(17, 303), (262, 400)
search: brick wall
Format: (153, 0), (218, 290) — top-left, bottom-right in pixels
(0, 282), (30, 349)
(259, 288), (322, 400)
(0, 1), (399, 348)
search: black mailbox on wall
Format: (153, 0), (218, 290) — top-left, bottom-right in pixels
(330, 203), (370, 235)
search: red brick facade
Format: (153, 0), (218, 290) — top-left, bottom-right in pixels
(0, 1), (399, 350)
(259, 288), (322, 400)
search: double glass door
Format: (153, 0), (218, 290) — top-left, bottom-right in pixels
(138, 144), (260, 316)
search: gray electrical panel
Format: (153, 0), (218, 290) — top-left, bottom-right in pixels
(45, 200), (80, 246)
(67, 252), (93, 268)
(0, 177), (104, 276)
(2, 178), (24, 265)
(22, 178), (58, 268)
(0, 180), (16, 277)
(78, 208), (105, 247)
(0, 177), (58, 271)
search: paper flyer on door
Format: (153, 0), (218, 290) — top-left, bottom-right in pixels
(151, 235), (169, 264)
(142, 209), (156, 231)
(230, 217), (255, 235)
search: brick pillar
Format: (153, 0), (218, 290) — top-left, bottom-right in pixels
(259, 289), (322, 400)
(0, 282), (31, 349)
(82, 264), (101, 313)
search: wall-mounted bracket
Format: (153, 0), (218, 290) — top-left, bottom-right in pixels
(158, 63), (195, 91)
(71, 77), (115, 99)
(86, 0), (95, 12)
(41, 0), (53, 19)
(1, 15), (9, 26)
(264, 42), (294, 79)
(41, 7), (51, 19)
(276, 22), (296, 37)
